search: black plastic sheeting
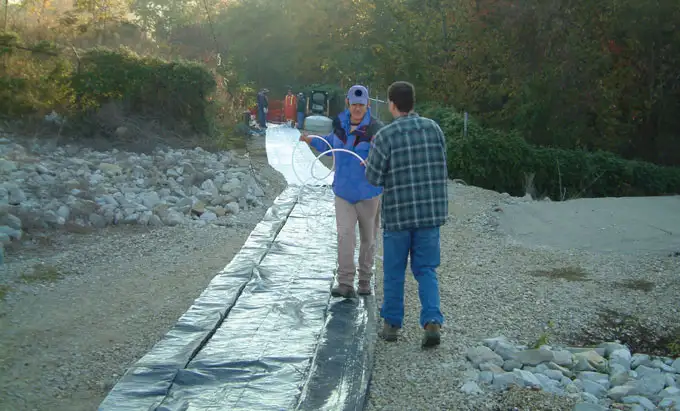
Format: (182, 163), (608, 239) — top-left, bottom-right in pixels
(99, 185), (377, 411)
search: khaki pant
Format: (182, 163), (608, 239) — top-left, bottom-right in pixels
(334, 195), (381, 287)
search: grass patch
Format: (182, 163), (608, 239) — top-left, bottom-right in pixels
(20, 263), (64, 283)
(0, 284), (12, 300)
(569, 308), (680, 357)
(615, 279), (655, 292)
(529, 266), (589, 282)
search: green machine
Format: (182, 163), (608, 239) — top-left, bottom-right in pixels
(307, 90), (330, 117)
(302, 90), (334, 135)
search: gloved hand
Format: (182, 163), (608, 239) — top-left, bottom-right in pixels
(299, 132), (310, 144)
(263, 108), (268, 114)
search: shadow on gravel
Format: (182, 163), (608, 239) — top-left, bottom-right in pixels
(529, 266), (589, 282)
(613, 278), (656, 292)
(568, 308), (680, 357)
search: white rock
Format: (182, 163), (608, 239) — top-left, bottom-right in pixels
(513, 369), (541, 387)
(672, 358), (680, 374)
(225, 202), (240, 215)
(573, 403), (607, 411)
(622, 395), (656, 410)
(0, 213), (21, 230)
(162, 210), (186, 226)
(8, 186), (26, 204)
(661, 387), (680, 398)
(466, 346), (504, 367)
(658, 396), (680, 409)
(608, 384), (637, 401)
(56, 205), (71, 220)
(460, 381), (482, 395)
(632, 354), (652, 369)
(199, 212), (217, 221)
(610, 348), (632, 370)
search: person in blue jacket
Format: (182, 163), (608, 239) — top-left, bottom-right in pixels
(299, 85), (384, 298)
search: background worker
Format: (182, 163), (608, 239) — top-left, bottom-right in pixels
(284, 88), (297, 127)
(256, 88), (269, 129)
(296, 92), (307, 129)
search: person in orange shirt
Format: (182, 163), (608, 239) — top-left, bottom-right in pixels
(284, 88), (297, 127)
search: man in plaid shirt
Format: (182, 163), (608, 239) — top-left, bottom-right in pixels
(364, 81), (448, 348)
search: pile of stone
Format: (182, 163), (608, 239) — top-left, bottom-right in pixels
(0, 137), (268, 250)
(461, 336), (680, 410)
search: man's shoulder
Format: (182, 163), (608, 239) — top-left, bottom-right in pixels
(411, 115), (444, 136)
(412, 113), (439, 126)
(367, 116), (385, 136)
(375, 118), (400, 134)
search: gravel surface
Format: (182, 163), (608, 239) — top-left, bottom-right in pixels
(366, 182), (680, 411)
(3, 129), (679, 411)
(0, 135), (287, 411)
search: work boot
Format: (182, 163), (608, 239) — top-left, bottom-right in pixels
(357, 279), (371, 296)
(331, 284), (357, 299)
(380, 323), (399, 342)
(422, 323), (441, 348)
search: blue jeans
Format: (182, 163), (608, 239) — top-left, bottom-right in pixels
(381, 227), (444, 328)
(258, 107), (266, 128)
(297, 112), (305, 129)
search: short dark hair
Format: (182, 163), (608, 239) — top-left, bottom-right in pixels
(387, 81), (415, 113)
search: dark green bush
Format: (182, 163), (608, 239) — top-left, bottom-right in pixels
(1, 36), (217, 133)
(419, 104), (680, 199)
(0, 33), (73, 117)
(71, 47), (216, 133)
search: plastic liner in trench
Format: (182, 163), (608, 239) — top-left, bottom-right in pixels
(99, 125), (377, 410)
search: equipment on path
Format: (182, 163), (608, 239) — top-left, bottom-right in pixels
(302, 115), (333, 136)
(308, 90), (330, 116)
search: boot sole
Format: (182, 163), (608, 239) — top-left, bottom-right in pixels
(422, 332), (441, 348)
(331, 290), (357, 298)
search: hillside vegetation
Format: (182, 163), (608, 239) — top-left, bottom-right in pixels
(1, 0), (679, 196)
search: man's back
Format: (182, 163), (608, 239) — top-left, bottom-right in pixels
(366, 112), (448, 232)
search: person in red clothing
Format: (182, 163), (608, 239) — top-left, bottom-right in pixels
(284, 88), (297, 127)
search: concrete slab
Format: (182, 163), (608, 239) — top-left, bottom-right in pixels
(498, 195), (680, 255)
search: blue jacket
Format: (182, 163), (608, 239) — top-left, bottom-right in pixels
(310, 109), (384, 204)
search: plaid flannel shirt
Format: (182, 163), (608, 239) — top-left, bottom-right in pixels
(365, 112), (449, 232)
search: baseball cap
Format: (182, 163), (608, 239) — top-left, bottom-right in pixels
(347, 85), (369, 105)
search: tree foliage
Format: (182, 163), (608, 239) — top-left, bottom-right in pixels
(1, 0), (679, 169)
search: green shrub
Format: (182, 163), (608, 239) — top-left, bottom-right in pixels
(71, 47), (216, 133)
(0, 33), (74, 117)
(1, 36), (217, 134)
(419, 104), (680, 199)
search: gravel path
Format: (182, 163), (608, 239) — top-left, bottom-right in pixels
(366, 182), (680, 411)
(3, 131), (678, 411)
(0, 136), (287, 411)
